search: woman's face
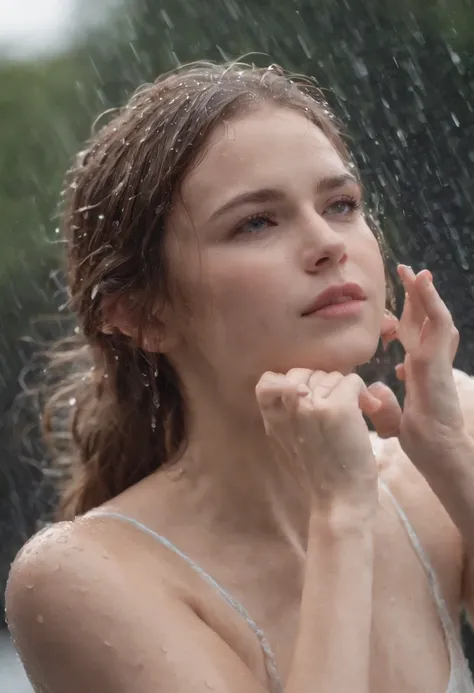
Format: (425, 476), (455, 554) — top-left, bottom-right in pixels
(163, 104), (386, 392)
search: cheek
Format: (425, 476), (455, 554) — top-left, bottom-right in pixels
(357, 232), (386, 291)
(168, 245), (286, 346)
(202, 250), (289, 327)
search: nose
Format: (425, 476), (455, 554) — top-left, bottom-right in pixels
(300, 209), (348, 273)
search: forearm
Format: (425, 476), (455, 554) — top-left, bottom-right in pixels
(419, 434), (474, 557)
(285, 508), (374, 693)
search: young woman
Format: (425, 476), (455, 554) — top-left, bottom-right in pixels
(6, 61), (474, 693)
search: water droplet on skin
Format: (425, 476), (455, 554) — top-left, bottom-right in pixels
(36, 614), (44, 624)
(104, 640), (113, 648)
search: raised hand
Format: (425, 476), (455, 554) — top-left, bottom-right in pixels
(256, 369), (382, 516)
(369, 265), (466, 470)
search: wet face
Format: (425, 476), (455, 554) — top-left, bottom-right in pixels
(163, 104), (386, 394)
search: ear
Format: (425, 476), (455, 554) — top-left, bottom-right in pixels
(380, 309), (399, 350)
(100, 294), (173, 353)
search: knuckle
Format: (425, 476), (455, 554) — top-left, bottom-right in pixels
(345, 372), (364, 387)
(410, 350), (431, 369)
(285, 368), (312, 384)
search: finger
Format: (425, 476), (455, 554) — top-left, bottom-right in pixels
(381, 309), (399, 350)
(329, 373), (381, 414)
(395, 363), (405, 381)
(307, 370), (345, 399)
(414, 270), (453, 328)
(397, 265), (426, 348)
(398, 264), (417, 296)
(285, 368), (314, 387)
(367, 382), (402, 438)
(255, 372), (299, 417)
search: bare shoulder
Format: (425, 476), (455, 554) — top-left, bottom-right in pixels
(5, 518), (266, 693)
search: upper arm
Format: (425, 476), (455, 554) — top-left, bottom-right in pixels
(452, 369), (474, 621)
(5, 523), (265, 693)
(462, 555), (474, 627)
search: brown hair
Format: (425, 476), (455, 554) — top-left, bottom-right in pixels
(44, 60), (383, 520)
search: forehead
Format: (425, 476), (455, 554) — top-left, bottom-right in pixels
(178, 105), (348, 224)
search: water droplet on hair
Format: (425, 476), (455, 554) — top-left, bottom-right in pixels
(98, 214), (105, 220)
(36, 614), (44, 624)
(69, 397), (76, 406)
(55, 227), (60, 234)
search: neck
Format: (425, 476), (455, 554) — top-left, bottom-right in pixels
(173, 388), (313, 556)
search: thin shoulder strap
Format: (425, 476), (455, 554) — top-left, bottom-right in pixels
(85, 510), (283, 693)
(378, 479), (474, 693)
(378, 479), (454, 630)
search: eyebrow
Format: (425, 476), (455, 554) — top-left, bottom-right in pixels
(208, 173), (360, 222)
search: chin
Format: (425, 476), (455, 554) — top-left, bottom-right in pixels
(280, 332), (380, 375)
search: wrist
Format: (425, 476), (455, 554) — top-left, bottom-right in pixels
(412, 430), (474, 480)
(309, 500), (375, 539)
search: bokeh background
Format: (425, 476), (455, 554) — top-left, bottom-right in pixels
(1, 0), (474, 689)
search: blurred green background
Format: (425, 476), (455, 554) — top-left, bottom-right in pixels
(1, 0), (474, 673)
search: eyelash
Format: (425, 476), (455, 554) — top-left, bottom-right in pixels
(323, 195), (362, 217)
(232, 195), (361, 237)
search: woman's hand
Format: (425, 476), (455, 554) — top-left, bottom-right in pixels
(369, 265), (467, 470)
(256, 369), (382, 515)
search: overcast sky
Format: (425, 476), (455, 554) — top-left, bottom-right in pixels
(0, 0), (119, 60)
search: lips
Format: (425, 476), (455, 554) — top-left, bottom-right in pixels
(302, 283), (366, 316)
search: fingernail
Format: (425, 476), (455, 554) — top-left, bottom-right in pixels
(421, 270), (433, 285)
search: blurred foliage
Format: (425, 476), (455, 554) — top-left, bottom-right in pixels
(0, 1), (474, 657)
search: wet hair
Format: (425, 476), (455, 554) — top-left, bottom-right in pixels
(43, 60), (388, 520)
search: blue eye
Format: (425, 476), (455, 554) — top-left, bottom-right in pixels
(324, 197), (361, 217)
(235, 213), (274, 236)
